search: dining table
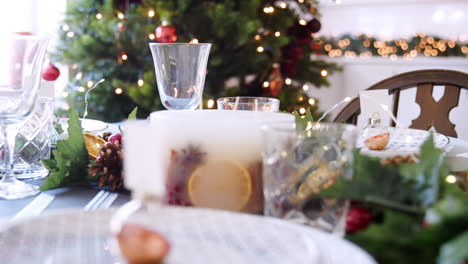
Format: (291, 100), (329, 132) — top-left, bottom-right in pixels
(0, 124), (467, 264)
(2, 131), (467, 220)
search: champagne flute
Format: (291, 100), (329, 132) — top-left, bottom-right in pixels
(0, 34), (48, 199)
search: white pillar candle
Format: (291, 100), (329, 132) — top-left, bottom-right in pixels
(124, 110), (294, 214)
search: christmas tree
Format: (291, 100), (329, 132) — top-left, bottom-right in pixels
(55, 0), (339, 121)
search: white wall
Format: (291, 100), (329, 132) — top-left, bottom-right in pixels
(310, 0), (468, 139)
(3, 0), (68, 99)
(319, 0), (468, 39)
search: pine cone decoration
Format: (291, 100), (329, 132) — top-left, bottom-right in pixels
(89, 142), (124, 191)
(100, 132), (113, 141)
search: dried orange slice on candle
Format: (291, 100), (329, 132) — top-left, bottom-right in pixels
(187, 160), (252, 211)
(83, 132), (106, 160)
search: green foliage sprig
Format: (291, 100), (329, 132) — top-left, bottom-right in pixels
(41, 107), (138, 191)
(40, 109), (89, 190)
(321, 135), (448, 215)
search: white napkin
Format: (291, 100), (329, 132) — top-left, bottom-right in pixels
(359, 90), (393, 126)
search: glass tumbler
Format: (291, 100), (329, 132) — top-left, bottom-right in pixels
(149, 43), (211, 110)
(0, 97), (54, 179)
(14, 97), (54, 179)
(217, 97), (280, 112)
(0, 34), (48, 199)
(261, 122), (357, 236)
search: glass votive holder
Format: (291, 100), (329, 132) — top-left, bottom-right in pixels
(261, 122), (357, 236)
(217, 97), (280, 112)
(0, 97), (54, 180)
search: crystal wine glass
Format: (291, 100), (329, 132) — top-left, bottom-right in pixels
(149, 43), (211, 110)
(0, 34), (48, 199)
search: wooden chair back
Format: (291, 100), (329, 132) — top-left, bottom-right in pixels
(333, 69), (468, 138)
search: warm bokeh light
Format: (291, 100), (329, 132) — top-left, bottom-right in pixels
(115, 88), (123, 95)
(263, 6), (274, 14)
(207, 99), (215, 109)
(445, 175), (457, 184)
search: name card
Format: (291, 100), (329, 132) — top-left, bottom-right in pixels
(359, 90), (393, 126)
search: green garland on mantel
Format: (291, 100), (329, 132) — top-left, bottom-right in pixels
(317, 34), (468, 59)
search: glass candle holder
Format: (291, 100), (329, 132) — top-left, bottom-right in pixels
(217, 97), (280, 112)
(124, 110), (294, 214)
(261, 122), (357, 236)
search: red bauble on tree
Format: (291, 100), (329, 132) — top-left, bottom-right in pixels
(287, 18), (322, 44)
(280, 42), (304, 77)
(265, 65), (283, 97)
(42, 63), (60, 81)
(155, 24), (177, 43)
(308, 18), (322, 34)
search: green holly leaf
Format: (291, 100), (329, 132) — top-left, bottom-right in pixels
(320, 135), (446, 215)
(399, 134), (448, 206)
(55, 123), (64, 135)
(40, 109), (89, 191)
(128, 106), (138, 120)
(438, 230), (468, 264)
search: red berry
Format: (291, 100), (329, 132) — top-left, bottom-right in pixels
(108, 133), (122, 146)
(346, 207), (373, 234)
(422, 220), (431, 229)
(42, 63), (60, 81)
